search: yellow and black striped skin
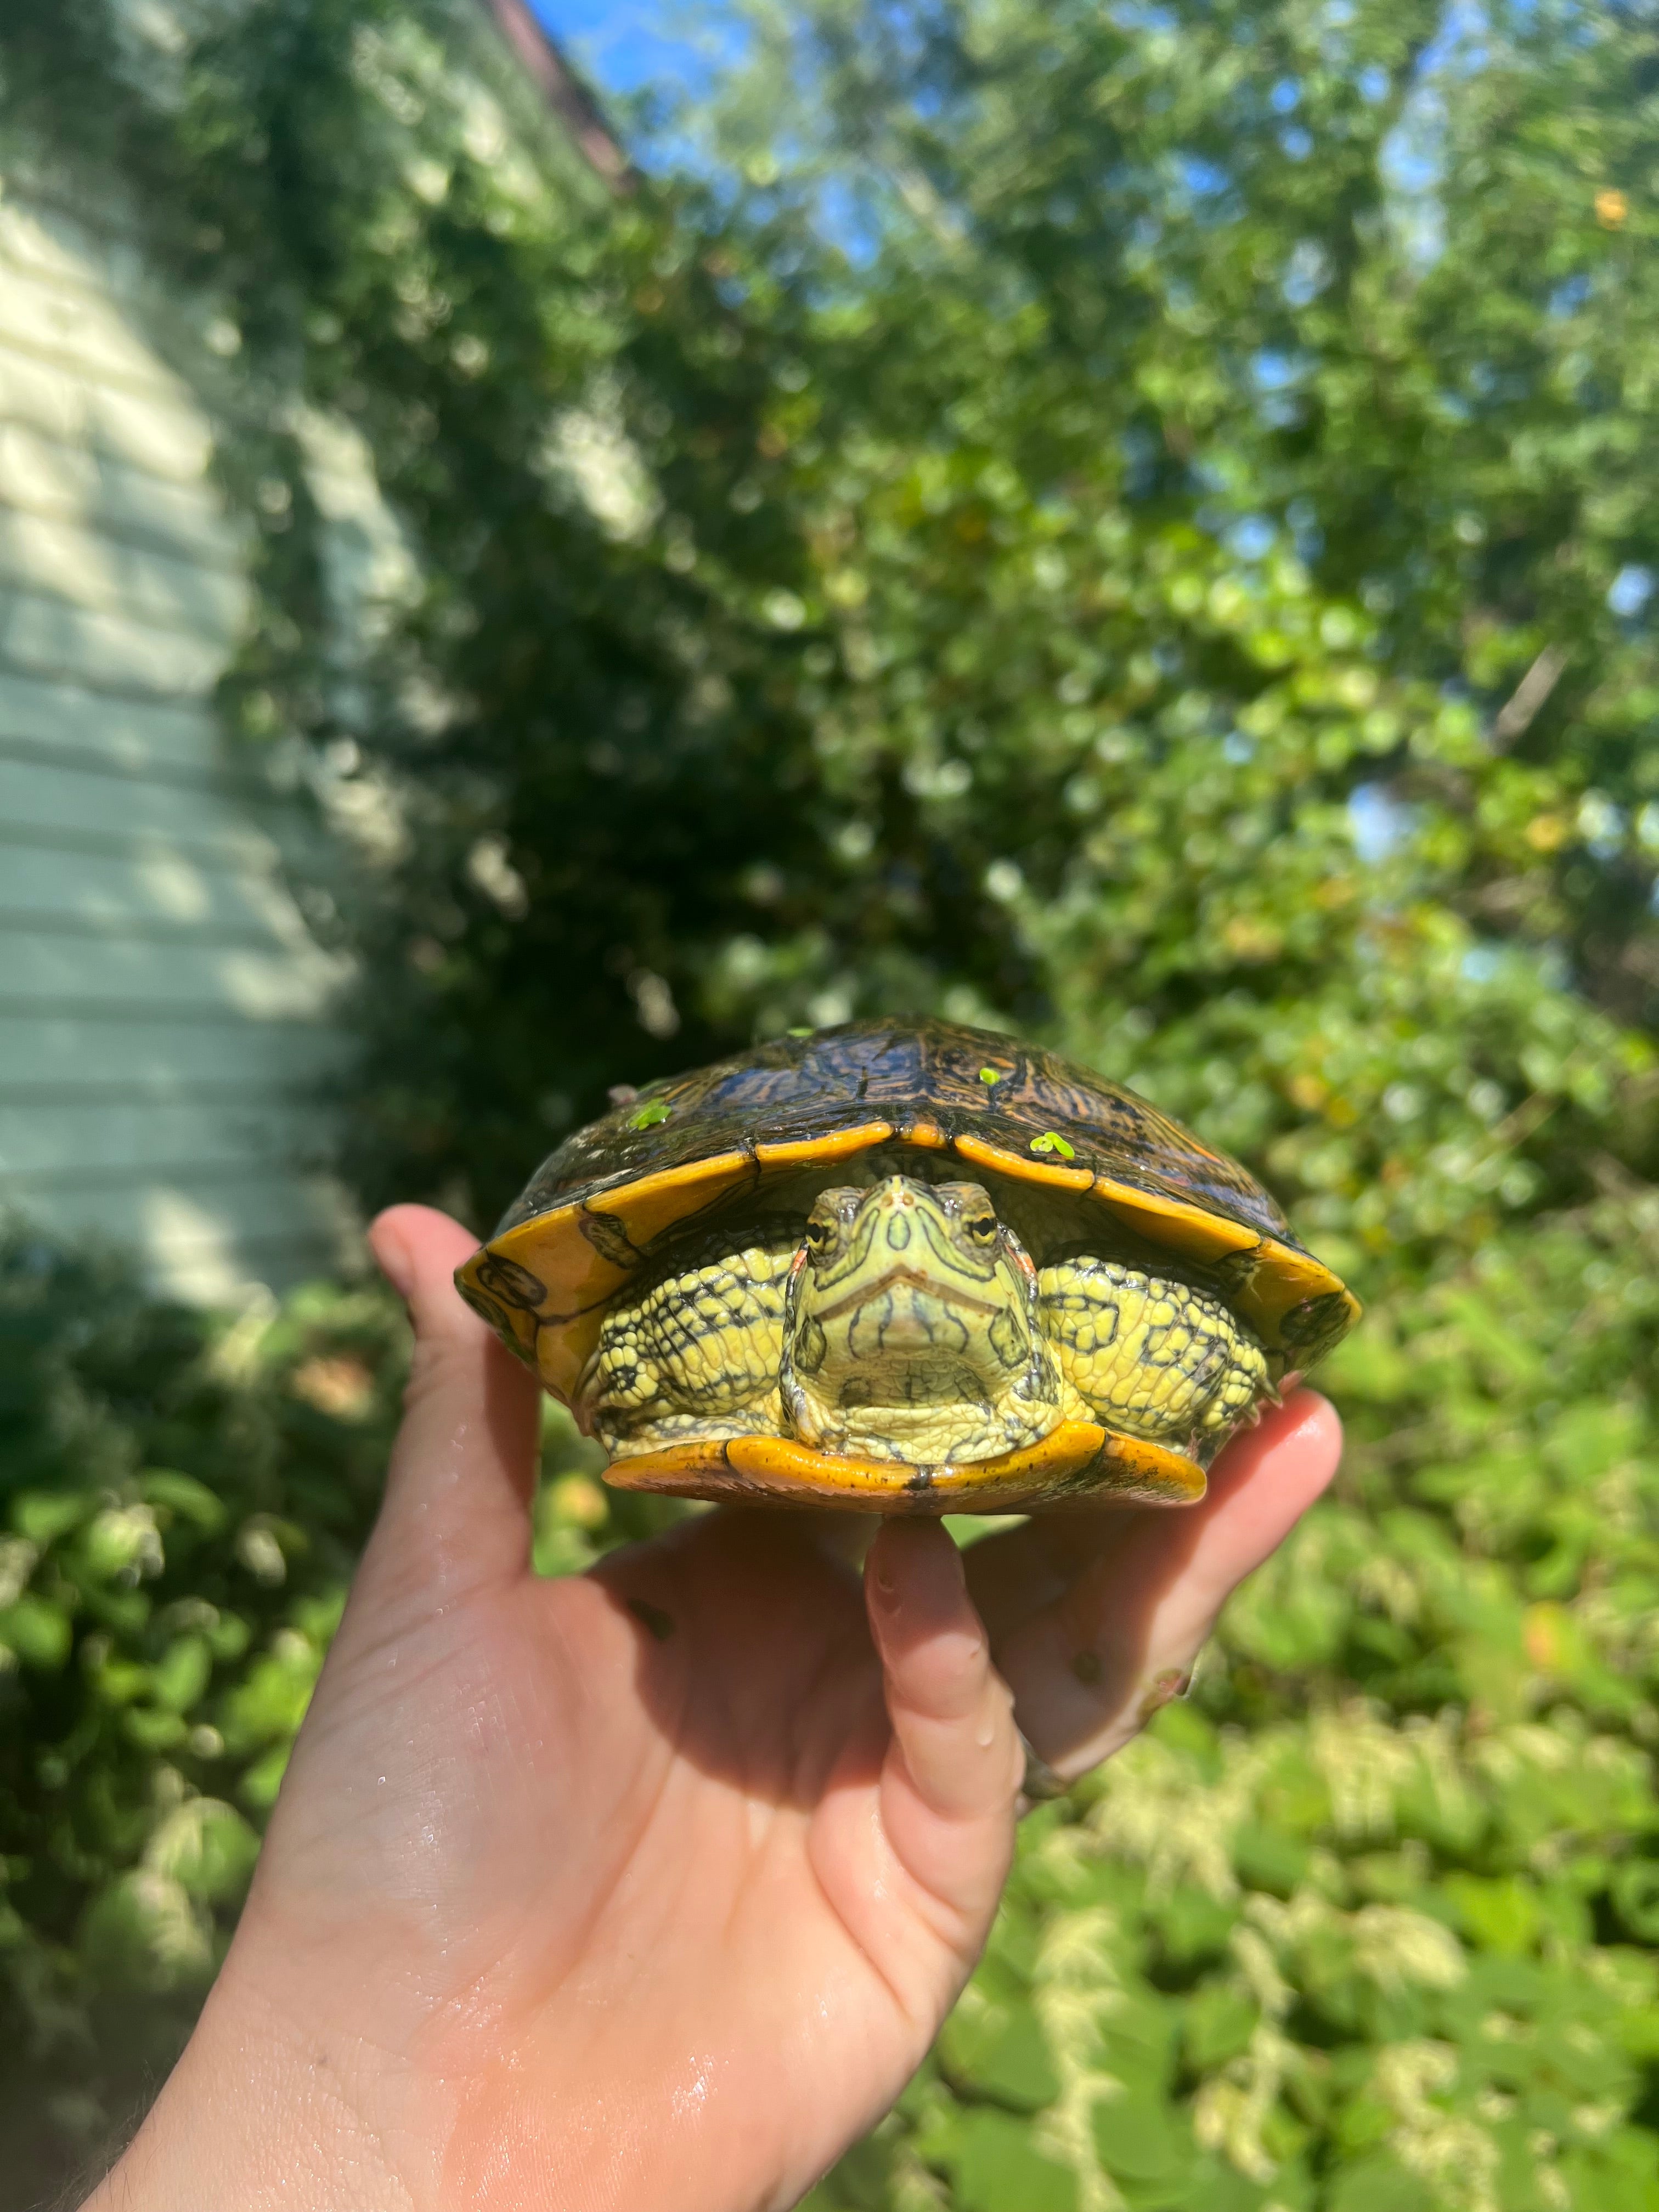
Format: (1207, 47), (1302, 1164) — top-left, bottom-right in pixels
(578, 1234), (793, 1452)
(455, 1018), (1358, 1513)
(1037, 1255), (1270, 1446)
(580, 1189), (1271, 1477)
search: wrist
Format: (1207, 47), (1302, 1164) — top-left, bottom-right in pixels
(82, 1925), (442, 2212)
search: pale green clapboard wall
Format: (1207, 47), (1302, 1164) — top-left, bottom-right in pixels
(0, 2), (629, 1302)
(0, 181), (394, 1302)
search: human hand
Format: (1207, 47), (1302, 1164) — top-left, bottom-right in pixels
(91, 1204), (1342, 2212)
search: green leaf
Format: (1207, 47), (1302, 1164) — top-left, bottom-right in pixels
(1183, 1982), (1260, 2071)
(140, 1471), (227, 1534)
(947, 2110), (1077, 2212)
(149, 1634), (213, 1714)
(1328, 2155), (1433, 2212)
(938, 1996), (1060, 2112)
(207, 1611), (252, 1663)
(146, 1798), (260, 1905)
(12, 1491), (87, 1546)
(123, 1707), (188, 1752)
(1157, 1884), (1239, 1966)
(1232, 1824), (1311, 1900)
(1444, 1873), (1544, 1956)
(1611, 1860), (1659, 1943)
(0, 1595), (72, 1671)
(239, 1744), (293, 1812)
(1092, 2089), (1189, 2184)
(1029, 1132), (1076, 1159)
(627, 1101), (673, 1130)
(78, 1871), (213, 1996)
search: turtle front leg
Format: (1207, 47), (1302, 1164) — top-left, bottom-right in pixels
(579, 1235), (795, 1461)
(1036, 1256), (1269, 1460)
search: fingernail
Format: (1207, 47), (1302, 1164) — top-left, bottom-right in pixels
(868, 1530), (901, 1603)
(1136, 1666), (1193, 1723)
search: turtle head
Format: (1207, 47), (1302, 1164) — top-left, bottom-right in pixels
(780, 1175), (1064, 1463)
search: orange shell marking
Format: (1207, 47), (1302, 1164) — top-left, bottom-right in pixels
(754, 1120), (896, 1167)
(584, 1148), (755, 1239)
(457, 1117), (1360, 1404)
(952, 1131), (1096, 1194)
(601, 1420), (1205, 1516)
(898, 1117), (950, 1149)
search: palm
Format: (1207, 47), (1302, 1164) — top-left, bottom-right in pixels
(195, 1209), (1341, 2212)
(246, 1500), (1000, 2209)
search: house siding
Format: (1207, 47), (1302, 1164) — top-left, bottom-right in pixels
(0, 188), (363, 1303)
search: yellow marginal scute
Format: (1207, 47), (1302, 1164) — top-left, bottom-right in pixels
(532, 1317), (601, 1405)
(1098, 1433), (1209, 1502)
(461, 1150), (762, 1404)
(1076, 1182), (1359, 1357)
(943, 1135), (1344, 1356)
(456, 1210), (616, 1403)
(951, 1132), (1096, 1193)
(458, 1107), (1359, 1409)
(1246, 1239), (1363, 1345)
(584, 1149), (757, 1242)
(450, 1259), (540, 1364)
(601, 1418), (1206, 1514)
(753, 1120), (895, 1166)
(1090, 1174), (1260, 1263)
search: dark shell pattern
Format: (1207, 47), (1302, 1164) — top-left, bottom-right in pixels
(458, 1018), (1360, 1517)
(500, 1017), (1298, 1250)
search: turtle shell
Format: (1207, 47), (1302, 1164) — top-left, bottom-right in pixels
(455, 1019), (1359, 1421)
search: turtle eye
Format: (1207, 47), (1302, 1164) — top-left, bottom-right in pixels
(963, 1213), (998, 1245)
(804, 1220), (836, 1256)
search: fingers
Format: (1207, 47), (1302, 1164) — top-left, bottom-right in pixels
(864, 1521), (1022, 1924)
(360, 1205), (541, 1600)
(987, 1390), (1342, 1781)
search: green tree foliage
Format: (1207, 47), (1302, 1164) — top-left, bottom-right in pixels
(4, 0), (1659, 2204)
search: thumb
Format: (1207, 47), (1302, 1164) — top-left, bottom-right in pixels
(865, 1521), (1021, 1947)
(360, 1204), (541, 1604)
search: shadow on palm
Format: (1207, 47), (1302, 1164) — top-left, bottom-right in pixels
(588, 1506), (887, 1810)
(584, 1391), (1318, 1803)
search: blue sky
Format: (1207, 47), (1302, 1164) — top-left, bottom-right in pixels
(528, 0), (735, 105)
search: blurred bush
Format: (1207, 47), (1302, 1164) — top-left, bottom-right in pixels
(5, 0), (1659, 2204)
(0, 1233), (400, 2192)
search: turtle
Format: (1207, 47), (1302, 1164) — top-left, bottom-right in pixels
(454, 1018), (1358, 1515)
